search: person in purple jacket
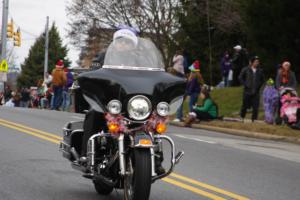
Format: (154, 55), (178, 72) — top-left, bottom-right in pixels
(187, 60), (204, 112)
(62, 67), (74, 111)
(173, 60), (204, 122)
(220, 51), (232, 87)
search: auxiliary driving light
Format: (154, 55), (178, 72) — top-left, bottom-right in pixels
(107, 100), (122, 115)
(157, 102), (170, 117)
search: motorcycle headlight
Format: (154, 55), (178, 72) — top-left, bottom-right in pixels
(157, 102), (170, 117)
(107, 100), (122, 115)
(127, 95), (152, 120)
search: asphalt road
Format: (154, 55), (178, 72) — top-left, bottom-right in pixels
(1, 106), (300, 200)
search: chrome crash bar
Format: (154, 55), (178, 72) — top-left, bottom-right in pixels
(152, 135), (184, 182)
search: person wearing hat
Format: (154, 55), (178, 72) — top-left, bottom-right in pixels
(263, 78), (279, 124)
(231, 45), (249, 86)
(173, 60), (203, 122)
(239, 56), (265, 122)
(51, 59), (67, 110)
(187, 60), (204, 111)
(275, 61), (297, 90)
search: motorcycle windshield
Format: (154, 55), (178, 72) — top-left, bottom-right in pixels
(103, 37), (165, 71)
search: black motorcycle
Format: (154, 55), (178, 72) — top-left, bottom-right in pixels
(60, 37), (186, 200)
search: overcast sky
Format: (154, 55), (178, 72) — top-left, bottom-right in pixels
(2, 0), (79, 67)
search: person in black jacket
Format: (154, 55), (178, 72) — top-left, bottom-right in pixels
(239, 56), (265, 122)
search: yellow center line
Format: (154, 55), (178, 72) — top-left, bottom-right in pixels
(0, 118), (62, 140)
(0, 118), (250, 200)
(170, 173), (250, 200)
(0, 122), (60, 144)
(163, 177), (227, 200)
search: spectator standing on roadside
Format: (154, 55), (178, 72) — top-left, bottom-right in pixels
(183, 50), (190, 75)
(20, 88), (30, 108)
(11, 91), (21, 107)
(220, 51), (232, 87)
(4, 85), (12, 102)
(173, 60), (203, 122)
(172, 50), (185, 78)
(62, 67), (74, 111)
(44, 72), (53, 86)
(187, 60), (204, 112)
(231, 45), (249, 86)
(275, 61), (297, 89)
(51, 59), (67, 110)
(0, 92), (4, 105)
(239, 56), (265, 122)
(274, 61), (297, 124)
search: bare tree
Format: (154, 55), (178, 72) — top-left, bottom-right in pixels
(67, 0), (181, 65)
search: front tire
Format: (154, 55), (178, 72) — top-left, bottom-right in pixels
(93, 180), (113, 195)
(124, 149), (152, 200)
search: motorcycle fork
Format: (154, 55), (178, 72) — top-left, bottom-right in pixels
(118, 134), (156, 177)
(118, 134), (126, 176)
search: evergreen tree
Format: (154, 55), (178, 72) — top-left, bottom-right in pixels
(17, 23), (70, 88)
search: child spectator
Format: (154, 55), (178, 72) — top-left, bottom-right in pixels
(263, 78), (279, 124)
(184, 89), (218, 127)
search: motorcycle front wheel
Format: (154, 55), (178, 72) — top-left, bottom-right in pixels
(93, 180), (113, 195)
(124, 148), (152, 200)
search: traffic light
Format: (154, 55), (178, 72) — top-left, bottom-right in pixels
(13, 28), (21, 47)
(7, 19), (14, 38)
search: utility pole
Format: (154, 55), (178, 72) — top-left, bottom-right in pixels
(206, 0), (213, 86)
(0, 0), (9, 92)
(44, 16), (49, 79)
(1, 0), (9, 61)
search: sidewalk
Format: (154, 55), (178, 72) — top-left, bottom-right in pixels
(170, 118), (300, 145)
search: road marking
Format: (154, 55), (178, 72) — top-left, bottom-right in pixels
(0, 121), (60, 144)
(0, 118), (249, 200)
(163, 177), (226, 200)
(71, 116), (85, 120)
(171, 173), (250, 200)
(0, 118), (62, 140)
(174, 134), (217, 144)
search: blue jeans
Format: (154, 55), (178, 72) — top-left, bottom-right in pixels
(176, 103), (184, 120)
(62, 90), (71, 111)
(40, 97), (48, 109)
(51, 86), (63, 110)
(20, 101), (29, 108)
(189, 93), (199, 112)
(176, 95), (187, 120)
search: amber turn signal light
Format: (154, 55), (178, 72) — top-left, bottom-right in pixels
(108, 123), (120, 134)
(139, 139), (152, 146)
(156, 123), (167, 134)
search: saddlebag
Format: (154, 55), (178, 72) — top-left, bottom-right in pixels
(60, 121), (84, 161)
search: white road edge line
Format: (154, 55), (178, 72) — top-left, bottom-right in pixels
(174, 134), (217, 144)
(71, 116), (85, 120)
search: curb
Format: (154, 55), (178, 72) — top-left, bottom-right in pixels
(170, 121), (300, 145)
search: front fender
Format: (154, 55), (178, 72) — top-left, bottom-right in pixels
(133, 132), (153, 148)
